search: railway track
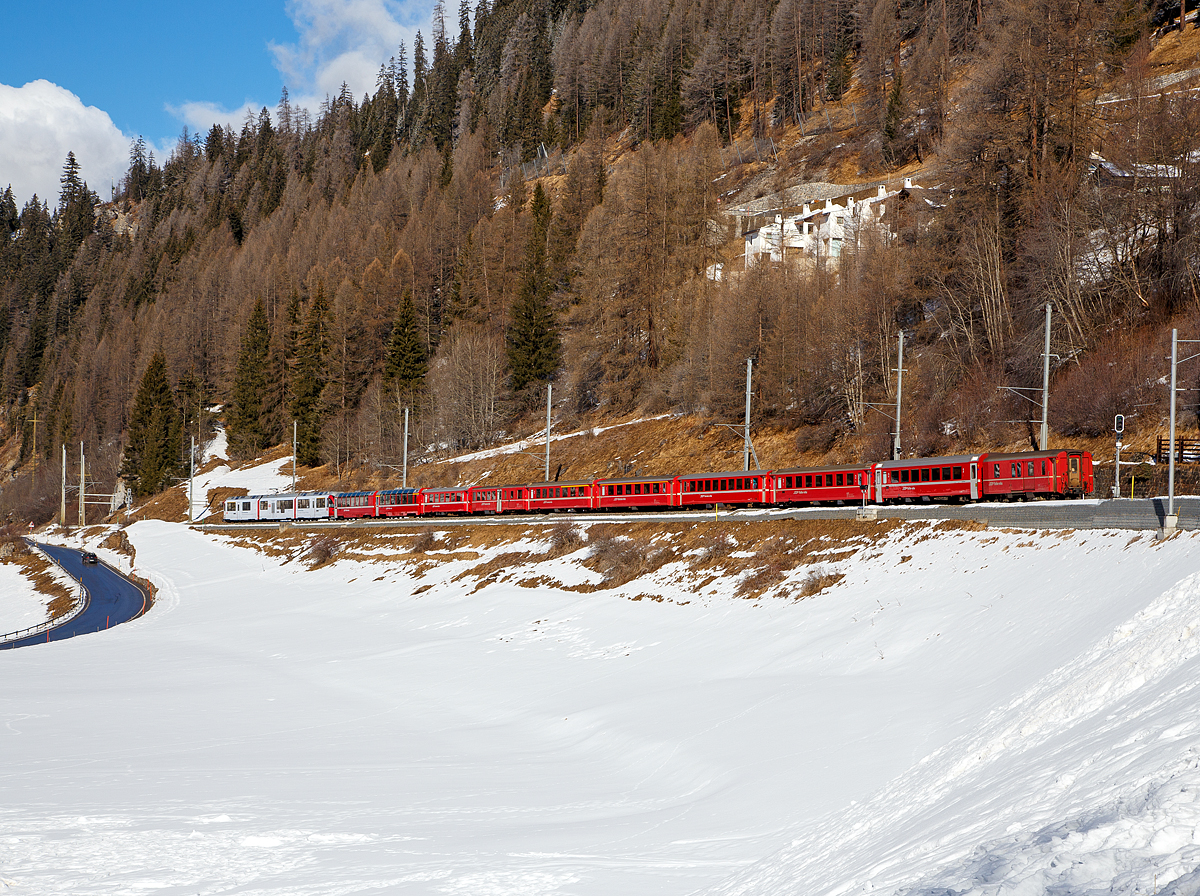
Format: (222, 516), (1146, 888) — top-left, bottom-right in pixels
(197, 496), (1200, 533)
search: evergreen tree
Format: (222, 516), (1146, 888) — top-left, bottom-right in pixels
(290, 287), (330, 467)
(227, 299), (271, 458)
(121, 352), (184, 498)
(57, 152), (97, 255)
(507, 183), (559, 392)
(262, 291), (302, 444)
(384, 290), (428, 392)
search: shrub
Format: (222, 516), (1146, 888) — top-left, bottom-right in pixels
(409, 528), (438, 554)
(548, 521), (584, 557)
(306, 535), (340, 567)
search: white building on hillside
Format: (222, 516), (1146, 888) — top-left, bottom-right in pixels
(737, 177), (921, 275)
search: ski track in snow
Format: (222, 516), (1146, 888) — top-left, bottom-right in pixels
(5, 452), (1200, 895)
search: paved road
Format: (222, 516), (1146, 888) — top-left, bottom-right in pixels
(2, 544), (149, 650)
(199, 496), (1200, 533)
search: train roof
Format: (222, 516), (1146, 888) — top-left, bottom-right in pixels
(982, 449), (1086, 462)
(877, 454), (982, 468)
(594, 474), (678, 485)
(378, 487), (419, 495)
(676, 469), (770, 480)
(523, 480), (595, 488)
(243, 490), (330, 499)
(774, 462), (869, 474)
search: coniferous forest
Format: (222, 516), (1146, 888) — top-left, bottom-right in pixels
(3, 0), (1200, 520)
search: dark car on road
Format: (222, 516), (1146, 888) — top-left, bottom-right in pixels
(82, 551), (98, 564)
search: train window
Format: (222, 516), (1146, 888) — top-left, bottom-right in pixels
(834, 473), (842, 486)
(652, 483), (659, 494)
(632, 483), (639, 495)
(931, 468), (940, 482)
(889, 470), (898, 483)
(752, 477), (758, 488)
(994, 464), (1001, 478)
(943, 467), (951, 480)
(243, 501), (252, 511)
(1027, 461), (1035, 476)
(1011, 463), (1020, 477)
(901, 469), (909, 483)
(825, 474), (833, 486)
(804, 475), (812, 487)
(298, 499), (309, 509)
(705, 480), (712, 491)
(1042, 461), (1048, 475)
(921, 468), (930, 482)
(260, 501), (269, 510)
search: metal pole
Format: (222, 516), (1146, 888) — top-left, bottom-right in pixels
(189, 435), (195, 523)
(292, 420), (297, 492)
(545, 383), (552, 482)
(1041, 302), (1052, 451)
(1114, 439), (1122, 499)
(60, 444), (66, 526)
(79, 441), (85, 529)
(1169, 328), (1178, 518)
(744, 358), (753, 471)
(402, 407), (409, 489)
(893, 331), (904, 460)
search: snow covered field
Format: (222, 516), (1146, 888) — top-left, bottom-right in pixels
(4, 483), (1200, 893)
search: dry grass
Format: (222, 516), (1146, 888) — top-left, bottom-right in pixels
(208, 514), (995, 605)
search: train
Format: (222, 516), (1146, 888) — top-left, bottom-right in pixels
(222, 447), (1094, 523)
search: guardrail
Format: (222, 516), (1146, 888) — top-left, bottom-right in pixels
(0, 543), (90, 647)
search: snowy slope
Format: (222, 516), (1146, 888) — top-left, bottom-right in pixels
(2, 516), (1199, 895)
(0, 562), (51, 633)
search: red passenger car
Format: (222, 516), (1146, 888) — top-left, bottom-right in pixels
(773, 465), (868, 505)
(677, 470), (771, 508)
(332, 490), (379, 519)
(980, 450), (1092, 499)
(873, 455), (982, 503)
(423, 487), (470, 515)
(595, 476), (676, 510)
(527, 481), (596, 512)
(377, 488), (422, 517)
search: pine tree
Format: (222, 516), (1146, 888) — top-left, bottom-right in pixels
(121, 352), (184, 498)
(384, 290), (428, 391)
(228, 299), (271, 458)
(507, 183), (559, 392)
(290, 287), (330, 467)
(262, 291), (302, 444)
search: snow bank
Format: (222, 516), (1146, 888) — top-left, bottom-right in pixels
(3, 521), (1199, 895)
(0, 560), (52, 633)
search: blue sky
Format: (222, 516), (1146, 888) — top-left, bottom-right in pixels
(0, 1), (430, 207)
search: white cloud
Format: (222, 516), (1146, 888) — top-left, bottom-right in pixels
(271, 0), (430, 112)
(168, 99), (269, 136)
(0, 80), (131, 208)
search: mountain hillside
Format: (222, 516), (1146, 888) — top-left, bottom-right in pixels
(4, 0), (1200, 518)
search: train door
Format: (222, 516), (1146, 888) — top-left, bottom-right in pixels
(969, 463), (979, 500)
(873, 465), (884, 503)
(1068, 454), (1081, 491)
